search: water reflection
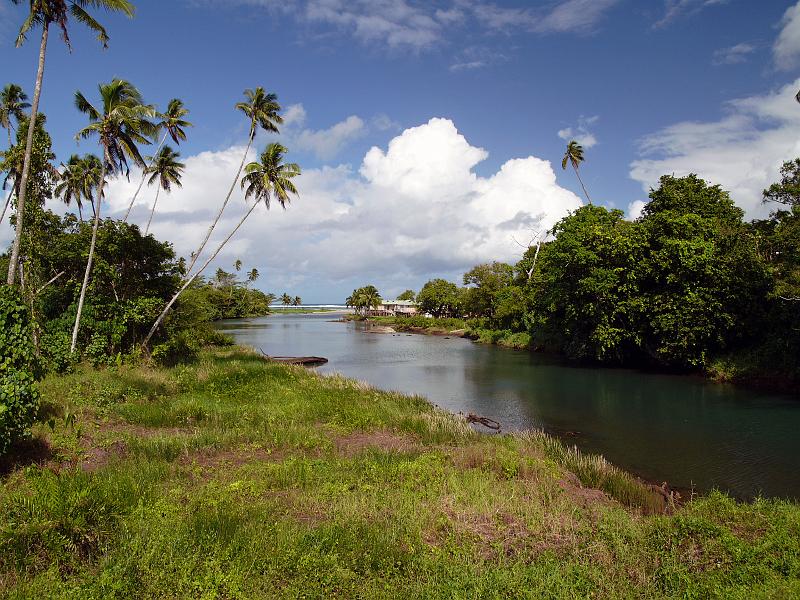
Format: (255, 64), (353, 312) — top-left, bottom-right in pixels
(217, 313), (800, 500)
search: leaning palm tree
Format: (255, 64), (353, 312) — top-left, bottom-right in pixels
(185, 88), (282, 275)
(8, 0), (135, 285)
(561, 140), (591, 205)
(143, 145), (184, 234)
(54, 154), (86, 220)
(79, 153), (104, 218)
(144, 142), (299, 348)
(0, 85), (30, 226)
(70, 78), (156, 352)
(122, 98), (191, 222)
(0, 83), (30, 148)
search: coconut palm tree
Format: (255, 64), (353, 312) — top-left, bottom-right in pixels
(281, 293), (291, 306)
(561, 140), (591, 205)
(0, 85), (30, 226)
(360, 285), (382, 314)
(70, 78), (156, 352)
(54, 154), (86, 220)
(144, 142), (299, 348)
(293, 296), (302, 306)
(234, 259), (242, 272)
(123, 98), (191, 222)
(0, 84), (30, 148)
(248, 268), (259, 283)
(143, 145), (184, 235)
(7, 0), (135, 285)
(185, 88), (282, 275)
(79, 153), (104, 218)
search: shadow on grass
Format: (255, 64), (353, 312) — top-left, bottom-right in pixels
(0, 437), (53, 478)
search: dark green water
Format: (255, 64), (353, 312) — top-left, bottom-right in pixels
(217, 313), (800, 500)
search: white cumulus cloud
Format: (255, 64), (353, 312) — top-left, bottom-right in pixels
(97, 117), (582, 298)
(775, 1), (800, 70)
(629, 79), (800, 218)
(557, 115), (599, 148)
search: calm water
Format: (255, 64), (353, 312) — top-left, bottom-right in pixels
(217, 313), (800, 500)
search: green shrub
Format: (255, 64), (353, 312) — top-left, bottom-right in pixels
(39, 330), (76, 374)
(151, 331), (200, 367)
(0, 286), (40, 455)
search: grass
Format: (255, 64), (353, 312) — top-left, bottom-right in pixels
(370, 316), (532, 349)
(1, 346), (799, 598)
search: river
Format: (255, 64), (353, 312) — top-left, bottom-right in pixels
(217, 312), (800, 501)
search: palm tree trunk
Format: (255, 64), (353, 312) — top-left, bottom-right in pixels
(185, 129), (254, 275)
(143, 200), (259, 348)
(78, 202), (83, 222)
(122, 131), (167, 222)
(145, 186), (160, 235)
(0, 193), (10, 227)
(71, 147), (108, 353)
(573, 166), (592, 205)
(7, 25), (48, 285)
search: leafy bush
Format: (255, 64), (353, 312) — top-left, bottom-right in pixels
(0, 286), (41, 455)
(151, 331), (200, 367)
(39, 330), (76, 374)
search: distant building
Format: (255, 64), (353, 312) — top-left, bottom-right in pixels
(366, 299), (418, 317)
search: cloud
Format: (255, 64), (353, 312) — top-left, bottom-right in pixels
(100, 118), (582, 297)
(274, 104), (367, 160)
(774, 1), (800, 70)
(654, 0), (728, 28)
(557, 115), (599, 148)
(471, 0), (620, 34)
(449, 46), (508, 72)
(292, 115), (367, 161)
(304, 0), (443, 51)
(204, 0), (621, 53)
(712, 42), (757, 66)
(629, 79), (800, 218)
(535, 0), (622, 33)
(626, 199), (646, 220)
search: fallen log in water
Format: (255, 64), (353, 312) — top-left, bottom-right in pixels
(466, 413), (501, 431)
(269, 356), (328, 366)
(258, 348), (328, 367)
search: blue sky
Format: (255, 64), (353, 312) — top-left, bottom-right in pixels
(2, 0), (800, 302)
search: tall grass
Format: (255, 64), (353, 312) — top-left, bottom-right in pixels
(1, 347), (798, 598)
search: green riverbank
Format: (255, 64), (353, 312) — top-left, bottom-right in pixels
(1, 346), (799, 598)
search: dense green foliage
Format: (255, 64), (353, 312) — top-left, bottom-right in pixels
(1, 349), (798, 598)
(415, 278), (461, 318)
(0, 286), (39, 454)
(404, 172), (799, 385)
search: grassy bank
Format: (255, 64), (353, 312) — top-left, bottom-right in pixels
(367, 316), (531, 350)
(1, 347), (799, 598)
(269, 307), (339, 314)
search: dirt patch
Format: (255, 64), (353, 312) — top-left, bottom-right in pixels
(181, 446), (287, 471)
(556, 472), (612, 508)
(335, 430), (420, 457)
(80, 440), (128, 472)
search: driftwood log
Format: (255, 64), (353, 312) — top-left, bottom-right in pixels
(258, 348), (328, 367)
(466, 413), (501, 430)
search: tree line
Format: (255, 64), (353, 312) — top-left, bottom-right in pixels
(0, 1), (302, 453)
(397, 170), (798, 381)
